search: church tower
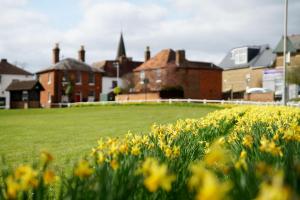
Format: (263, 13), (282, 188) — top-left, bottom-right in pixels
(116, 33), (127, 59)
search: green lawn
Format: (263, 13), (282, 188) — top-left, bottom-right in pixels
(0, 104), (220, 167)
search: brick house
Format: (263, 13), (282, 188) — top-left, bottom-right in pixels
(219, 45), (276, 99)
(92, 33), (142, 100)
(132, 49), (223, 100)
(37, 44), (103, 108)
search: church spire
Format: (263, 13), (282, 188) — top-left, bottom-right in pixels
(116, 32), (126, 59)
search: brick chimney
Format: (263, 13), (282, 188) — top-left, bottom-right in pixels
(52, 43), (60, 64)
(176, 50), (186, 66)
(78, 45), (85, 62)
(1, 58), (7, 63)
(145, 46), (151, 62)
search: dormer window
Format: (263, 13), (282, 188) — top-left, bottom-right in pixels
(231, 47), (248, 65)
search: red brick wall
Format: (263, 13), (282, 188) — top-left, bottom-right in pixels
(39, 71), (55, 108)
(133, 67), (222, 100)
(39, 70), (102, 108)
(244, 92), (274, 102)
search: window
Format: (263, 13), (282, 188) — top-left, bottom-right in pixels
(89, 72), (95, 84)
(48, 73), (51, 84)
(88, 90), (95, 97)
(0, 75), (2, 84)
(76, 71), (82, 84)
(274, 78), (283, 95)
(232, 47), (248, 65)
(156, 69), (161, 83)
(48, 92), (51, 103)
(62, 71), (69, 82)
(140, 70), (145, 83)
(22, 91), (28, 101)
(88, 90), (95, 102)
(298, 85), (300, 96)
(0, 97), (5, 107)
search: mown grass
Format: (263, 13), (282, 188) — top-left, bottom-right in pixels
(0, 103), (220, 167)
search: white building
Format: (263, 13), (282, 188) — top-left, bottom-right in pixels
(0, 59), (34, 108)
(263, 67), (300, 100)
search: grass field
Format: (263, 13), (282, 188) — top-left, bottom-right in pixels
(0, 104), (219, 166)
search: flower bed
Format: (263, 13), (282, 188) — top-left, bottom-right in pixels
(1, 106), (300, 200)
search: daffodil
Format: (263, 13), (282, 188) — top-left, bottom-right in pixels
(188, 162), (231, 200)
(74, 160), (93, 178)
(14, 165), (38, 190)
(255, 171), (291, 200)
(140, 158), (176, 192)
(5, 176), (20, 199)
(43, 170), (56, 185)
(242, 135), (253, 148)
(40, 150), (54, 164)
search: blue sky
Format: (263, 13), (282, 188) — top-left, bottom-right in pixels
(27, 0), (82, 29)
(0, 0), (300, 72)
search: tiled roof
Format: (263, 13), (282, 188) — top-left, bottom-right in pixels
(0, 59), (32, 76)
(134, 49), (222, 71)
(274, 34), (300, 53)
(93, 59), (143, 77)
(36, 58), (104, 74)
(6, 80), (44, 91)
(219, 44), (276, 70)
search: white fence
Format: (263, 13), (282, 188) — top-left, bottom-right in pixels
(2, 99), (299, 109)
(54, 99), (300, 108)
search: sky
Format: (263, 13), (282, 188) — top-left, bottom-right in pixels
(0, 0), (300, 72)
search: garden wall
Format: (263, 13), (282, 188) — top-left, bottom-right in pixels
(116, 92), (160, 101)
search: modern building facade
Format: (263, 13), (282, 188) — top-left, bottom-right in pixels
(0, 59), (34, 108)
(219, 44), (276, 99)
(37, 44), (103, 108)
(132, 49), (223, 100)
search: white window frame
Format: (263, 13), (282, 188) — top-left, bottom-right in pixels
(22, 91), (28, 101)
(88, 90), (95, 102)
(89, 72), (95, 85)
(232, 47), (248, 65)
(47, 73), (51, 85)
(48, 92), (51, 103)
(76, 71), (82, 85)
(140, 70), (145, 84)
(156, 69), (161, 83)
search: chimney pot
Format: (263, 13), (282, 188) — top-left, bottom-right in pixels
(145, 46), (151, 62)
(52, 43), (60, 64)
(78, 45), (86, 62)
(176, 50), (186, 66)
(1, 58), (7, 63)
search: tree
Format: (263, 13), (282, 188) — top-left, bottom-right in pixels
(287, 64), (300, 84)
(113, 86), (121, 95)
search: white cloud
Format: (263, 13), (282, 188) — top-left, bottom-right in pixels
(0, 0), (300, 72)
